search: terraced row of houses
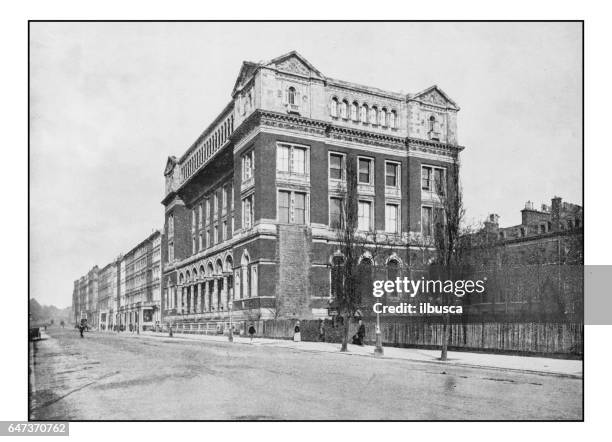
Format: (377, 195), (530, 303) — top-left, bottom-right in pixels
(71, 231), (162, 331)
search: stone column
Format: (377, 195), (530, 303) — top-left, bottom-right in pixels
(200, 283), (204, 313)
(193, 284), (197, 313)
(204, 281), (209, 312)
(213, 278), (218, 312)
(181, 286), (185, 314)
(222, 276), (228, 310)
(190, 285), (194, 313)
(195, 284), (200, 313)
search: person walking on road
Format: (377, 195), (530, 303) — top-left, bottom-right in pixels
(293, 321), (301, 342)
(78, 319), (86, 338)
(248, 323), (256, 343)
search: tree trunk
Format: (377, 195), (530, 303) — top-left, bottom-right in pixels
(440, 312), (449, 361)
(340, 314), (350, 352)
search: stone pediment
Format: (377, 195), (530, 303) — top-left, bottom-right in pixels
(231, 61), (259, 96)
(232, 51), (324, 96)
(164, 156), (178, 176)
(412, 85), (459, 110)
(266, 51), (324, 80)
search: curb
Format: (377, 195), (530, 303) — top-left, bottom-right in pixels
(124, 331), (583, 380)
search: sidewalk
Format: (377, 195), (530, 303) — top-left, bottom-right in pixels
(124, 330), (583, 378)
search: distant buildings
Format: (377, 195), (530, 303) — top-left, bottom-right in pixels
(71, 267), (98, 327)
(71, 231), (162, 331)
(462, 196), (583, 322)
(117, 231), (162, 331)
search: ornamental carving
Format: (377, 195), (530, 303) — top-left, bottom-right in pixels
(276, 58), (311, 76)
(421, 90), (447, 106)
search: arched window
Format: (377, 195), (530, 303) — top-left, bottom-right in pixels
(288, 87), (296, 105)
(360, 104), (368, 123)
(351, 102), (358, 121)
(380, 108), (387, 126)
(358, 257), (374, 300)
(341, 100), (349, 119)
(330, 97), (339, 117)
(370, 107), (378, 125)
(389, 110), (396, 129)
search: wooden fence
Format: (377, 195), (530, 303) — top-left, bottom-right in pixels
(260, 319), (583, 356)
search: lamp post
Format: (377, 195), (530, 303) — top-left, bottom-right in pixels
(374, 309), (384, 356)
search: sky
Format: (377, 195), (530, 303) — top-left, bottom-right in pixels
(29, 22), (582, 308)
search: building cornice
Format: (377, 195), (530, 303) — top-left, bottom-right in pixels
(232, 109), (464, 157)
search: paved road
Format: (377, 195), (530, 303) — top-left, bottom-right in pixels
(29, 328), (582, 420)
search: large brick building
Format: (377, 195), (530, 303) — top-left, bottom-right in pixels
(160, 51), (464, 325)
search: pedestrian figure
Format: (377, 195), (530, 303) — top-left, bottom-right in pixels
(248, 324), (256, 343)
(79, 318), (86, 338)
(318, 319), (325, 342)
(293, 321), (301, 342)
(357, 319), (366, 346)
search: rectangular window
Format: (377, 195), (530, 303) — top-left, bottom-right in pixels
(242, 151), (253, 181)
(329, 197), (343, 228)
(191, 209), (196, 233)
(293, 148), (306, 174)
(358, 158), (372, 184)
(198, 204), (203, 228)
(434, 207), (445, 238)
(278, 191), (290, 223)
(198, 233), (203, 250)
(222, 221), (227, 241)
(192, 236), (196, 253)
(422, 206), (432, 236)
(294, 192), (306, 224)
(277, 145), (290, 172)
(358, 201), (372, 231)
(213, 193), (219, 216)
(214, 225), (218, 244)
(206, 230), (210, 248)
(422, 167), (432, 191)
(222, 186), (228, 211)
(434, 168), (445, 195)
(329, 153), (343, 180)
(422, 166), (446, 194)
(385, 204), (399, 233)
(206, 199), (210, 224)
(242, 196), (253, 229)
(385, 162), (399, 188)
(277, 143), (309, 176)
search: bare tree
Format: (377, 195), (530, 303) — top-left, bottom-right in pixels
(330, 157), (362, 352)
(329, 156), (405, 352)
(431, 158), (466, 361)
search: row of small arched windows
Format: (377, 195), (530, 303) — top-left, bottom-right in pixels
(330, 97), (397, 129)
(182, 115), (235, 181)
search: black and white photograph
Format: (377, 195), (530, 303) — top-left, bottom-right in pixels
(24, 20), (587, 422)
(2, 5), (610, 437)
(22, 22), (584, 421)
